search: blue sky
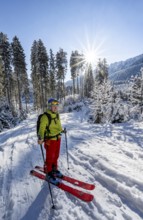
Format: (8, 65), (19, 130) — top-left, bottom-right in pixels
(1, 0), (143, 80)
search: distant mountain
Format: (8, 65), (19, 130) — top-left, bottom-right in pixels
(109, 54), (143, 82)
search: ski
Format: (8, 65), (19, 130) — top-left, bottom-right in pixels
(30, 170), (94, 202)
(35, 165), (95, 190)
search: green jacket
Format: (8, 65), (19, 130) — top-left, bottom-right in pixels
(38, 110), (63, 140)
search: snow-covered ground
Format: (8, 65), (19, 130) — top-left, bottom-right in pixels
(0, 110), (143, 220)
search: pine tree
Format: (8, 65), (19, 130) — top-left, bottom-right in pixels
(95, 58), (108, 84)
(128, 74), (143, 117)
(70, 51), (77, 95)
(131, 76), (142, 106)
(11, 36), (29, 112)
(0, 55), (4, 98)
(22, 73), (30, 111)
(10, 71), (19, 111)
(84, 63), (94, 98)
(141, 67), (143, 113)
(70, 51), (84, 96)
(92, 78), (125, 123)
(37, 39), (49, 110)
(31, 40), (40, 109)
(30, 40), (49, 110)
(0, 32), (12, 106)
(56, 48), (67, 100)
(49, 49), (56, 97)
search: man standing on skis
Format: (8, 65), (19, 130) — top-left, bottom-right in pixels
(38, 98), (63, 184)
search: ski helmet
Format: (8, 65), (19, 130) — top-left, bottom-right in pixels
(48, 98), (59, 106)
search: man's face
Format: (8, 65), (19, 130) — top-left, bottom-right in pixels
(51, 105), (58, 113)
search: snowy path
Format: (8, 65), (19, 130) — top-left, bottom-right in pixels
(0, 112), (143, 220)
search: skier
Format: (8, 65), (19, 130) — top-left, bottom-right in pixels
(38, 98), (63, 184)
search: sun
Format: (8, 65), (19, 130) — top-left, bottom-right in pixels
(76, 31), (106, 67)
(84, 50), (96, 64)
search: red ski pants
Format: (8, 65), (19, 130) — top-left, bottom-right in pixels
(44, 138), (61, 173)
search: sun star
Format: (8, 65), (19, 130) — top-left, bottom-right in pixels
(84, 50), (96, 64)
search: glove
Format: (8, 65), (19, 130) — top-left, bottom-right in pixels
(38, 139), (44, 145)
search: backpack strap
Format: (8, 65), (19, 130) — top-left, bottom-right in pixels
(43, 112), (51, 134)
(43, 112), (60, 140)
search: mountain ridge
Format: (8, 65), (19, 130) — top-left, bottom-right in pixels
(109, 53), (143, 82)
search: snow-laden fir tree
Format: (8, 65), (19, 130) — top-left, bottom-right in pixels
(127, 67), (143, 118)
(91, 58), (130, 123)
(91, 79), (113, 123)
(92, 79), (130, 123)
(95, 58), (108, 84)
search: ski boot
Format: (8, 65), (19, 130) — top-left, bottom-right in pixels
(53, 170), (63, 178)
(46, 171), (59, 185)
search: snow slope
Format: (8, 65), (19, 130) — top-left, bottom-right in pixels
(0, 111), (143, 220)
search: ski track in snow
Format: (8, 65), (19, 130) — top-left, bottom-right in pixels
(0, 112), (143, 219)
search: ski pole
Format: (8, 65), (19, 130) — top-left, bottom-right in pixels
(40, 144), (45, 162)
(64, 128), (69, 169)
(40, 144), (55, 209)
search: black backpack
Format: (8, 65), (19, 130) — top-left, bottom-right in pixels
(36, 112), (59, 137)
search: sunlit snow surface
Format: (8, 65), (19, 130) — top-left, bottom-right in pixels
(0, 111), (143, 220)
